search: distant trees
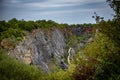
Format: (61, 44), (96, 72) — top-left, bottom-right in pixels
(0, 18), (94, 47)
(0, 20), (8, 32)
(0, 19), (64, 42)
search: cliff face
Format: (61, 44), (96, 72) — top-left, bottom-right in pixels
(71, 27), (92, 36)
(8, 28), (68, 72)
(8, 27), (93, 72)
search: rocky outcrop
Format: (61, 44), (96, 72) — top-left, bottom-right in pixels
(71, 27), (92, 36)
(8, 28), (68, 72)
(7, 26), (93, 72)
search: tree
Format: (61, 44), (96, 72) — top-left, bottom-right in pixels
(84, 2), (120, 79)
(107, 0), (120, 19)
(92, 12), (104, 23)
(0, 20), (7, 32)
(8, 18), (19, 29)
(72, 1), (120, 80)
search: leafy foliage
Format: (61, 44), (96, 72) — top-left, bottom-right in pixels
(107, 0), (120, 19)
(93, 20), (120, 80)
(72, 19), (120, 80)
(72, 0), (120, 79)
(0, 51), (42, 80)
(43, 64), (75, 80)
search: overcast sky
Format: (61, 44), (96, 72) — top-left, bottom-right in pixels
(0, 0), (114, 24)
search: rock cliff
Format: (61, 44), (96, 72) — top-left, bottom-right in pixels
(8, 26), (93, 72)
(8, 28), (69, 72)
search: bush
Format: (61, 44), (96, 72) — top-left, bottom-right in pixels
(0, 51), (42, 80)
(72, 53), (97, 80)
(83, 20), (120, 80)
(43, 64), (75, 80)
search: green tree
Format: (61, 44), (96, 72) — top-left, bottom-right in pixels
(72, 1), (120, 79)
(8, 18), (19, 29)
(0, 20), (7, 32)
(107, 0), (120, 19)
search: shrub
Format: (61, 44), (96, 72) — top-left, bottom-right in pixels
(0, 51), (42, 80)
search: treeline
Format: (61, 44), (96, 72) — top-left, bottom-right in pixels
(0, 18), (94, 50)
(0, 18), (94, 41)
(0, 19), (62, 50)
(0, 19), (64, 42)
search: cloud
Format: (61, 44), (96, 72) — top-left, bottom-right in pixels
(0, 0), (114, 24)
(10, 0), (20, 3)
(25, 2), (77, 8)
(22, 0), (106, 8)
